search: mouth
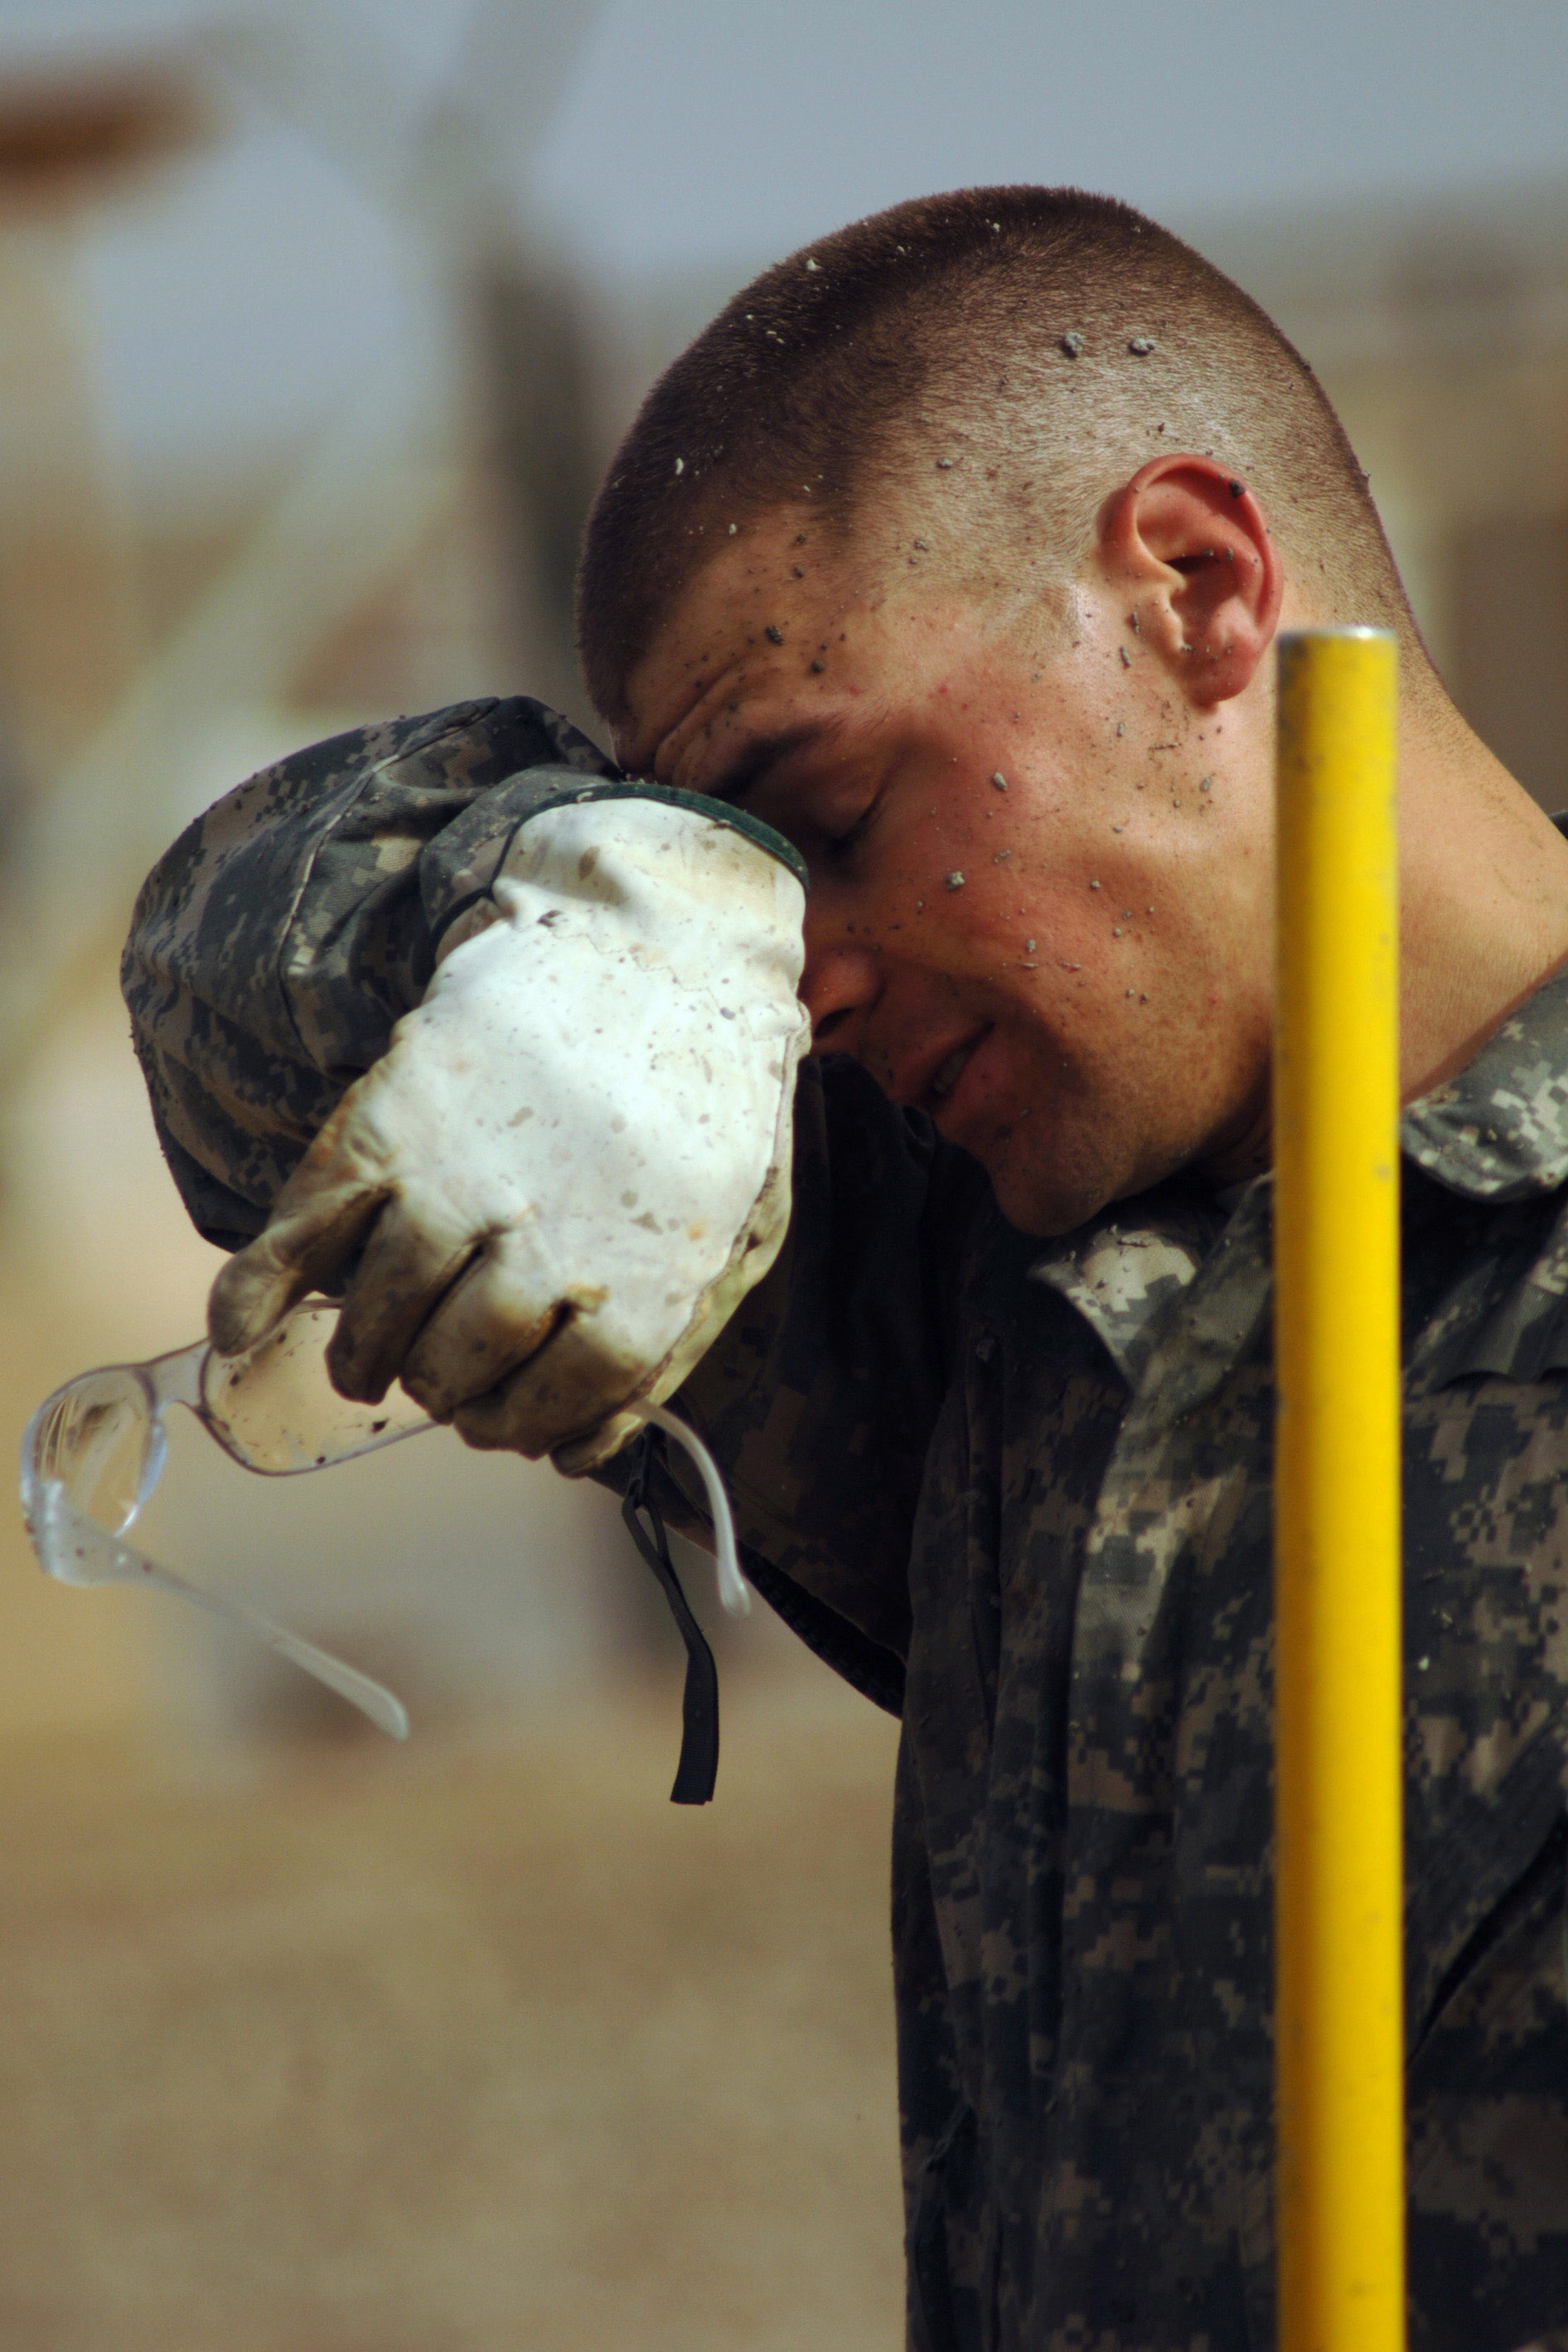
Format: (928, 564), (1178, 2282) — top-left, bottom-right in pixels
(918, 1025), (992, 1114)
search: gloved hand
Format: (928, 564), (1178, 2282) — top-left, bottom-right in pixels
(207, 790), (809, 1470)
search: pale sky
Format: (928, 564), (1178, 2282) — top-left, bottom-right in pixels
(3, 0), (1566, 486)
(535, 0), (1568, 268)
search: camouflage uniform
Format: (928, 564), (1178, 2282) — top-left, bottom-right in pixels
(124, 697), (1568, 2352)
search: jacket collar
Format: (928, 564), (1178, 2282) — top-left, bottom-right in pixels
(1032, 958), (1568, 1401)
(1401, 959), (1568, 1203)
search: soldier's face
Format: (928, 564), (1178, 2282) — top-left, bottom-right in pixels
(619, 505), (1278, 1235)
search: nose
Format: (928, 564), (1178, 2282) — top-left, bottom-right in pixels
(800, 922), (883, 1053)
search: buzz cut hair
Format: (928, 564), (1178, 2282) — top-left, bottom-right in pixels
(577, 185), (1420, 728)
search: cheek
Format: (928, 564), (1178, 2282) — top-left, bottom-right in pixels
(942, 869), (1102, 984)
(880, 785), (1086, 957)
(837, 798), (1038, 950)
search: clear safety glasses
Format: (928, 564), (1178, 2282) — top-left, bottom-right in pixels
(20, 1298), (746, 1749)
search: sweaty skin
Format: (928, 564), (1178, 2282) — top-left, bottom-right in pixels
(620, 455), (1568, 1236)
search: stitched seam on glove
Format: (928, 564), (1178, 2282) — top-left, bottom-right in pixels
(426, 782), (806, 961)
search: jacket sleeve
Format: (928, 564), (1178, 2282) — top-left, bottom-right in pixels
(656, 1051), (987, 1706)
(123, 697), (986, 1709)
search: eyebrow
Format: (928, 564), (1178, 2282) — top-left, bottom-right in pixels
(704, 721), (835, 806)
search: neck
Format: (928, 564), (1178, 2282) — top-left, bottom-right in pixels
(1398, 685), (1568, 1101)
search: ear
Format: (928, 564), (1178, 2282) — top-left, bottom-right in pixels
(1096, 457), (1284, 709)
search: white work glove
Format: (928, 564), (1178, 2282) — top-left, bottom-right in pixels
(207, 792), (810, 1471)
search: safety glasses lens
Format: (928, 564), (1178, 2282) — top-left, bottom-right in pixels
(200, 1302), (430, 1473)
(28, 1372), (157, 1536)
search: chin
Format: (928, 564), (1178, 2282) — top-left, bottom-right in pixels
(983, 1143), (1114, 1241)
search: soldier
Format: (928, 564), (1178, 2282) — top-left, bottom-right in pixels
(124, 189), (1568, 2350)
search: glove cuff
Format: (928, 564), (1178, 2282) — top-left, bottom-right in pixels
(428, 774), (804, 965)
(526, 780), (806, 887)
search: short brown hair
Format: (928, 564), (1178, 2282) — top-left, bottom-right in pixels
(578, 186), (1416, 727)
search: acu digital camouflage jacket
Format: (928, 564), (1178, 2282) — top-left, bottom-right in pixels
(123, 697), (1568, 2352)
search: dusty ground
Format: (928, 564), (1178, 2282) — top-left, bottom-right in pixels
(0, 1677), (904, 2351)
(0, 1014), (906, 2349)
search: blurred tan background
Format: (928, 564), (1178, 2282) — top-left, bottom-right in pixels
(0, 2), (1561, 2345)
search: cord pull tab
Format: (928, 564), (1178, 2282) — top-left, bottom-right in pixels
(622, 1428), (719, 1805)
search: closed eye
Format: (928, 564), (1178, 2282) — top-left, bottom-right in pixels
(826, 795), (879, 858)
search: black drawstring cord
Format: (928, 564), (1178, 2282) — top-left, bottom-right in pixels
(621, 1426), (719, 1804)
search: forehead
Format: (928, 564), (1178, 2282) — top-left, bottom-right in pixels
(618, 505), (888, 765)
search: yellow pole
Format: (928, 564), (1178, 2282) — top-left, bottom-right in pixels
(1273, 627), (1404, 2352)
